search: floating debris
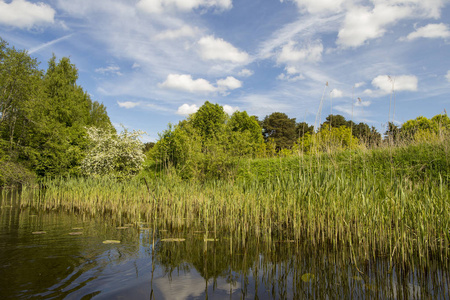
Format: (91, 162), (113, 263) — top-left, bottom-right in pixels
(72, 227), (83, 230)
(116, 227), (129, 230)
(301, 273), (315, 282)
(103, 240), (121, 244)
(204, 238), (219, 242)
(161, 238), (185, 242)
(32, 231), (46, 235)
(69, 232), (83, 236)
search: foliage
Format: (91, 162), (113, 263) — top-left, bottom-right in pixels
(296, 126), (359, 153)
(0, 38), (114, 182)
(147, 101), (264, 180)
(261, 112), (297, 150)
(82, 127), (145, 179)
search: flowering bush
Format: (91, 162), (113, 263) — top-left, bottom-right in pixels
(81, 127), (145, 178)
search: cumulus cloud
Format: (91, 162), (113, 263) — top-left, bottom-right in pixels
(365, 75), (418, 96)
(137, 0), (232, 14)
(337, 4), (412, 48)
(176, 103), (199, 115)
(0, 0), (55, 29)
(330, 88), (343, 98)
(217, 76), (242, 90)
(277, 41), (323, 63)
(355, 98), (371, 107)
(285, 0), (345, 14)
(238, 69), (254, 77)
(337, 1), (448, 48)
(277, 66), (305, 82)
(155, 25), (197, 40)
(159, 74), (216, 93)
(118, 101), (141, 109)
(198, 35), (249, 63)
(354, 82), (365, 88)
(223, 104), (239, 115)
(159, 74), (242, 94)
(403, 23), (450, 41)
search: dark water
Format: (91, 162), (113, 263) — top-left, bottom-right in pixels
(1, 192), (449, 299)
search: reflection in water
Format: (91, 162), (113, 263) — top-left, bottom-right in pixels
(0, 191), (449, 299)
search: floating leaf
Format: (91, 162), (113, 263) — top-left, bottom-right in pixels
(103, 240), (121, 244)
(204, 238), (219, 242)
(161, 238), (185, 242)
(301, 273), (315, 282)
(69, 232), (83, 235)
(32, 231), (46, 235)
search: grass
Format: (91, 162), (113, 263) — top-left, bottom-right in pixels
(20, 138), (450, 269)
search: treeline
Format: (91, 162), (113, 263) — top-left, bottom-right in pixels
(147, 101), (449, 179)
(1, 37), (449, 185)
(0, 38), (114, 185)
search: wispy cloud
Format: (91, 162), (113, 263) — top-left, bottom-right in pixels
(28, 34), (74, 54)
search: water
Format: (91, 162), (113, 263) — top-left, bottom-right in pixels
(1, 192), (449, 299)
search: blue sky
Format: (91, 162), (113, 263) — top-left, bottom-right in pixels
(1, 0), (449, 142)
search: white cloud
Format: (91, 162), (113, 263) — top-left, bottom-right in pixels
(285, 0), (345, 14)
(0, 0), (55, 29)
(223, 104), (239, 115)
(159, 74), (243, 94)
(277, 66), (305, 82)
(95, 65), (123, 76)
(446, 71), (450, 83)
(337, 4), (412, 48)
(155, 25), (197, 40)
(159, 74), (216, 93)
(198, 35), (249, 63)
(354, 82), (365, 88)
(217, 76), (242, 90)
(277, 41), (323, 63)
(403, 23), (450, 41)
(137, 0), (232, 14)
(330, 88), (343, 98)
(118, 101), (141, 109)
(355, 98), (371, 107)
(337, 0), (448, 48)
(370, 75), (418, 94)
(132, 62), (141, 69)
(238, 69), (254, 77)
(176, 103), (199, 115)
(28, 34), (74, 54)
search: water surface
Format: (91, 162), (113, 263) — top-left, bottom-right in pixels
(1, 192), (448, 299)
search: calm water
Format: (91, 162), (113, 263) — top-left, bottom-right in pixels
(1, 192), (449, 299)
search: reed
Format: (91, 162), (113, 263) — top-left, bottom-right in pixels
(20, 139), (450, 269)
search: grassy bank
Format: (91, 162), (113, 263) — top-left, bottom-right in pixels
(20, 139), (450, 268)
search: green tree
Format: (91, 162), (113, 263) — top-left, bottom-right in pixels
(191, 101), (227, 140)
(261, 112), (296, 151)
(296, 122), (314, 138)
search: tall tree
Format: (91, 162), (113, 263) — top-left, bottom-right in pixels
(262, 112), (296, 150)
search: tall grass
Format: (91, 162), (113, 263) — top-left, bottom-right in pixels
(21, 139), (450, 269)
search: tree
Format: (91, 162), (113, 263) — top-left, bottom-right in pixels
(82, 127), (145, 178)
(296, 122), (314, 138)
(190, 101), (227, 140)
(261, 112), (296, 151)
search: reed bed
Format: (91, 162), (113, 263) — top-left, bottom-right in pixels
(20, 140), (450, 269)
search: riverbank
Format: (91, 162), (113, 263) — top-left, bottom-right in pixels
(20, 139), (450, 269)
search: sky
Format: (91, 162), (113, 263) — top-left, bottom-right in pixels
(0, 0), (449, 142)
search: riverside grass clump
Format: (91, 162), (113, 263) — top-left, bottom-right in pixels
(20, 139), (450, 269)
